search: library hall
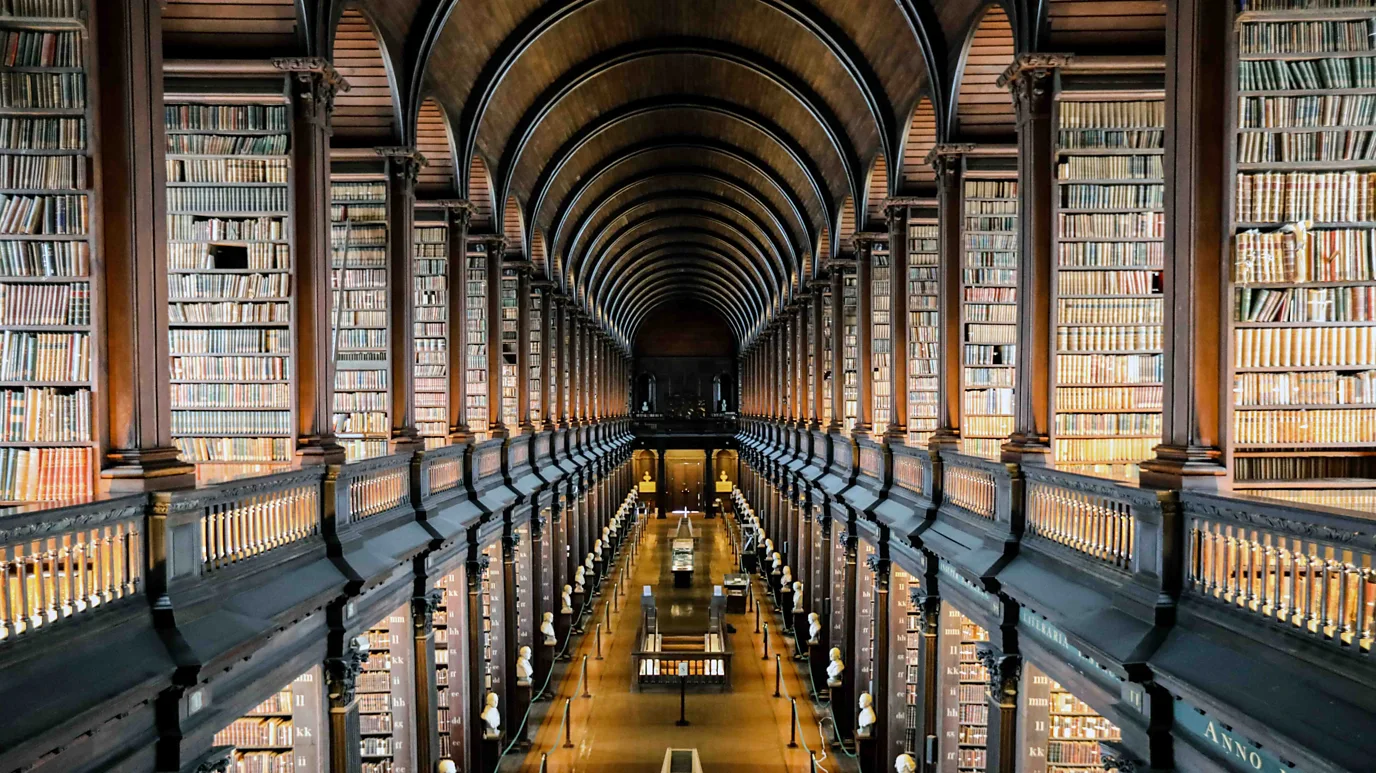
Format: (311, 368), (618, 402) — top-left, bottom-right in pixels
(3, 0), (1376, 772)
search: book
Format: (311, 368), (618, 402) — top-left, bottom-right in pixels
(962, 177), (1018, 458)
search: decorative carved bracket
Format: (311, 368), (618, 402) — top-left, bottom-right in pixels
(375, 146), (428, 191)
(412, 588), (443, 633)
(997, 54), (1075, 124)
(975, 645), (1020, 703)
(325, 635), (371, 708)
(272, 57), (349, 133)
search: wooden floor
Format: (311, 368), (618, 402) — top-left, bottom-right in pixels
(503, 513), (856, 772)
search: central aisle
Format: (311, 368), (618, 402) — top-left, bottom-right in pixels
(508, 513), (854, 772)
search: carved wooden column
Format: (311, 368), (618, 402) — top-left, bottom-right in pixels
(927, 146), (970, 450)
(485, 237), (508, 438)
(855, 239), (876, 436)
(913, 592), (940, 772)
(516, 263), (534, 432)
(95, 0), (195, 490)
(272, 58), (350, 466)
(866, 555), (892, 772)
(1140, 0), (1229, 489)
(552, 296), (568, 429)
(977, 647), (1021, 773)
(828, 268), (845, 432)
(378, 147), (426, 453)
(465, 553), (491, 773)
(999, 56), (1062, 463)
(810, 280), (826, 429)
(412, 589), (443, 773)
(886, 203), (913, 442)
(325, 636), (367, 773)
(442, 202), (475, 442)
(793, 305), (806, 427)
(537, 282), (555, 427)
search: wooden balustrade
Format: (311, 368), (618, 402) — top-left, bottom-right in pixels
(196, 470), (322, 572)
(942, 460), (997, 519)
(0, 497), (146, 642)
(1024, 471), (1136, 569)
(1183, 493), (1376, 655)
(338, 454), (413, 525)
(421, 445), (465, 498)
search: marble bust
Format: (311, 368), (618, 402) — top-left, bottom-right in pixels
(807, 613), (822, 645)
(574, 566), (586, 593)
(826, 647), (844, 686)
(594, 539), (603, 559)
(542, 611), (557, 645)
(481, 692), (501, 739)
(857, 692), (876, 738)
(771, 551), (783, 575)
(515, 646), (534, 686)
(438, 761), (457, 773)
(792, 581), (805, 613)
(561, 585), (573, 614)
(895, 754), (917, 773)
(781, 566), (793, 586)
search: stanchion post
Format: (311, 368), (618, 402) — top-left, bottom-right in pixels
(581, 655), (591, 698)
(774, 654), (782, 697)
(562, 699), (574, 748)
(763, 623), (770, 659)
(540, 752), (549, 772)
(755, 597), (761, 633)
(595, 623), (603, 660)
(789, 699), (798, 748)
(605, 599), (612, 632)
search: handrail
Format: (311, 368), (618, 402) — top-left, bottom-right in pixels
(1182, 490), (1376, 656)
(0, 494), (146, 643)
(419, 443), (465, 498)
(334, 452), (412, 525)
(1021, 465), (1165, 572)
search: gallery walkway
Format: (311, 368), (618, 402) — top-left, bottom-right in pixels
(505, 513), (856, 772)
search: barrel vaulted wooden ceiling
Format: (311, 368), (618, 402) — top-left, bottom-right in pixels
(162, 0), (1166, 350)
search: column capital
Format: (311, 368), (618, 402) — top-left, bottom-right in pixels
(325, 635), (371, 708)
(975, 646), (1021, 704)
(411, 588), (443, 634)
(998, 53), (1072, 123)
(432, 198), (474, 226)
(925, 143), (977, 180)
(375, 146), (427, 188)
(272, 58), (350, 131)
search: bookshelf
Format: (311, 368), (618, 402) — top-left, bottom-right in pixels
(465, 240), (489, 440)
(1230, 2), (1376, 491)
(909, 210), (941, 444)
(842, 269), (860, 431)
(1021, 663), (1122, 772)
(359, 611), (402, 773)
(894, 568), (923, 755)
(330, 176), (389, 462)
(0, 3), (96, 501)
(479, 540), (505, 701)
(165, 99), (294, 481)
(414, 210), (448, 449)
(872, 239), (893, 436)
(437, 569), (464, 763)
(937, 604), (989, 773)
(961, 162), (1019, 459)
(1052, 78), (1166, 480)
(212, 668), (323, 773)
(499, 263), (518, 429)
(822, 282), (834, 428)
(529, 286), (542, 425)
(854, 539), (878, 698)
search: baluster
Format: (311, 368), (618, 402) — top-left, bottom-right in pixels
(1360, 566), (1375, 652)
(72, 536), (88, 612)
(1306, 548), (1325, 637)
(1260, 540), (1276, 619)
(58, 535), (73, 619)
(1319, 550), (1337, 642)
(1, 550), (14, 640)
(1337, 556), (1354, 646)
(1239, 529), (1254, 611)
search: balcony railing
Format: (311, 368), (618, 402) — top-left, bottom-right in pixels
(193, 469), (322, 573)
(1182, 492), (1376, 655)
(941, 457), (999, 520)
(1023, 467), (1147, 571)
(420, 444), (465, 499)
(336, 454), (412, 525)
(0, 496), (146, 643)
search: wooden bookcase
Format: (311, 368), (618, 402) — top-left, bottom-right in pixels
(479, 539), (506, 710)
(959, 151), (1019, 459)
(499, 263), (519, 429)
(822, 281), (834, 429)
(1228, 1), (1376, 495)
(330, 164), (389, 462)
(1050, 64), (1166, 481)
(212, 667), (324, 772)
(465, 239), (489, 440)
(436, 569), (464, 763)
(529, 285), (542, 425)
(907, 205), (941, 445)
(937, 603), (989, 773)
(413, 206), (448, 449)
(842, 268), (860, 431)
(872, 238), (893, 436)
(164, 80), (295, 483)
(1020, 663), (1122, 773)
(361, 604), (416, 773)
(888, 567), (923, 758)
(0, 2), (97, 501)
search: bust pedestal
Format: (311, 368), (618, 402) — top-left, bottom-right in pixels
(778, 587), (794, 627)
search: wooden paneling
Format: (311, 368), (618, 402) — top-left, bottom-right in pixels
(503, 196), (525, 253)
(416, 98), (455, 194)
(838, 196), (856, 240)
(162, 0), (298, 56)
(468, 156), (495, 232)
(332, 8), (397, 145)
(955, 6), (1016, 139)
(1047, 0), (1166, 51)
(865, 154), (889, 230)
(530, 229), (548, 273)
(634, 301), (736, 356)
(817, 226), (832, 266)
(901, 99), (938, 191)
